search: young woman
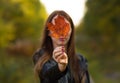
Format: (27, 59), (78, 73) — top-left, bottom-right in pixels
(33, 10), (90, 83)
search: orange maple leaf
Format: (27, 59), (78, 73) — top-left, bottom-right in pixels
(47, 15), (70, 39)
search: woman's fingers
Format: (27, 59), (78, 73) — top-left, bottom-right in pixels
(53, 51), (63, 61)
(53, 46), (64, 58)
(55, 51), (63, 58)
(59, 59), (68, 64)
(57, 53), (68, 64)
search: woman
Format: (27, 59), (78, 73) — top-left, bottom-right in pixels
(33, 10), (90, 83)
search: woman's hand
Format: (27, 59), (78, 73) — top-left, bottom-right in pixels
(53, 46), (68, 72)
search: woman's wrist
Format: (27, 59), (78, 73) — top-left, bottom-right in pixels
(58, 63), (67, 72)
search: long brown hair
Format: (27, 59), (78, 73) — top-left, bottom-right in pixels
(34, 10), (81, 83)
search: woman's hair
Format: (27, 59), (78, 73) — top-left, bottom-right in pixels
(34, 10), (81, 83)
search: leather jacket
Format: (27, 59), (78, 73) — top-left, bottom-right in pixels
(33, 49), (90, 83)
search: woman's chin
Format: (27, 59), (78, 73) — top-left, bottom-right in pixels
(57, 42), (66, 46)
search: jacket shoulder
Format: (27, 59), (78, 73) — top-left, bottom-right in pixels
(32, 48), (44, 64)
(77, 54), (88, 71)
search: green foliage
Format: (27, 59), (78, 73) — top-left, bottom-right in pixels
(0, 0), (48, 82)
(0, 21), (15, 47)
(0, 0), (47, 47)
(76, 0), (120, 82)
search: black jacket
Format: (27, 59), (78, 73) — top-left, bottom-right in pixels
(33, 49), (90, 83)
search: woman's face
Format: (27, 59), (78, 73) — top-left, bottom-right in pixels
(49, 15), (72, 46)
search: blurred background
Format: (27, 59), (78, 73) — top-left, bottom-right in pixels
(0, 0), (120, 83)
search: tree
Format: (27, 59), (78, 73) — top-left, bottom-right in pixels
(0, 0), (47, 47)
(76, 0), (120, 82)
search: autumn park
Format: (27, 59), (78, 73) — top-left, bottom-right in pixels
(0, 0), (120, 83)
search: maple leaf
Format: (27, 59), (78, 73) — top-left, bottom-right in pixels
(47, 15), (70, 39)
